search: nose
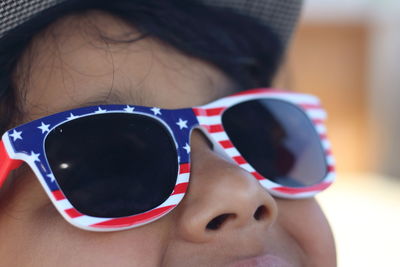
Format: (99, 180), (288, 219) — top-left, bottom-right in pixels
(175, 130), (278, 243)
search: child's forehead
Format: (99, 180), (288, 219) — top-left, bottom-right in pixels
(14, 11), (236, 121)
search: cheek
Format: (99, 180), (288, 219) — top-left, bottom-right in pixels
(38, 223), (171, 267)
(0, 171), (173, 267)
(2, 206), (172, 267)
(276, 198), (336, 266)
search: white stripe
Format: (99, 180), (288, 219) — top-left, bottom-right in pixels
(326, 155), (335, 165)
(196, 116), (209, 124)
(223, 147), (240, 157)
(196, 115), (221, 125)
(201, 93), (320, 109)
(306, 109), (327, 120)
(239, 163), (255, 172)
(176, 173), (190, 184)
(315, 124), (327, 134)
(2, 133), (18, 159)
(210, 132), (229, 142)
(160, 194), (184, 207)
(325, 172), (336, 183)
(70, 214), (109, 226)
(273, 94), (320, 104)
(56, 199), (73, 210)
(322, 140), (331, 150)
(258, 179), (279, 189)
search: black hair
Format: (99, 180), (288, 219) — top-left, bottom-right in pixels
(0, 0), (283, 133)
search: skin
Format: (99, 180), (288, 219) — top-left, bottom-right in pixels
(0, 11), (336, 267)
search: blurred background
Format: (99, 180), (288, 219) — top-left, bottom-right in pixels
(277, 0), (400, 266)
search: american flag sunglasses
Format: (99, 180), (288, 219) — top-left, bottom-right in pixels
(0, 88), (335, 231)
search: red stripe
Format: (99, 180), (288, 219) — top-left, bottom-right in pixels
(91, 205), (175, 228)
(52, 190), (65, 201)
(312, 119), (324, 124)
(233, 156), (246, 164)
(251, 172), (265, 180)
(192, 108), (224, 116)
(65, 208), (83, 218)
(173, 183), (188, 195)
(319, 133), (328, 140)
(179, 163), (190, 174)
(274, 182), (332, 194)
(205, 108), (224, 116)
(192, 108), (205, 116)
(219, 140), (234, 148)
(327, 165), (335, 172)
(208, 124), (224, 133)
(300, 103), (321, 109)
(325, 149), (333, 156)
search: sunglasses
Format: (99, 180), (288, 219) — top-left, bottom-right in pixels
(0, 88), (335, 231)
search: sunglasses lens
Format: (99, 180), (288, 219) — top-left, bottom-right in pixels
(45, 113), (178, 218)
(222, 99), (327, 187)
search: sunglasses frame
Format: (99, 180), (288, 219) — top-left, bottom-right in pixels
(0, 88), (335, 231)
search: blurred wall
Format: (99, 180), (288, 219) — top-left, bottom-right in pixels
(277, 0), (400, 176)
(368, 1), (400, 177)
(288, 24), (369, 173)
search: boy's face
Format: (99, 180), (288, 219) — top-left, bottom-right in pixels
(0, 11), (336, 267)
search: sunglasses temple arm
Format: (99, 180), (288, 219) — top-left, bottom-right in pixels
(0, 141), (23, 188)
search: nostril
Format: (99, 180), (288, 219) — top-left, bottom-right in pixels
(253, 205), (268, 221)
(206, 213), (236, 230)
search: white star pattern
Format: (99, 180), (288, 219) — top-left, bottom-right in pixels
(67, 113), (78, 120)
(151, 107), (161, 116)
(38, 122), (50, 134)
(124, 105), (135, 113)
(183, 143), (191, 154)
(9, 129), (22, 141)
(94, 107), (107, 114)
(47, 173), (56, 183)
(30, 151), (41, 162)
(176, 118), (188, 130)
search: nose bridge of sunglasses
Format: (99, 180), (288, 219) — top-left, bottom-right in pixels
(190, 106), (238, 164)
(189, 125), (232, 159)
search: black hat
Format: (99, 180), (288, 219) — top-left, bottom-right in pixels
(0, 0), (303, 46)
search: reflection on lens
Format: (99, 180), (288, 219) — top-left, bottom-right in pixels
(59, 163), (69, 169)
(45, 113), (178, 218)
(222, 99), (327, 187)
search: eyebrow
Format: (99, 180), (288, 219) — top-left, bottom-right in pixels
(19, 89), (146, 126)
(64, 90), (143, 111)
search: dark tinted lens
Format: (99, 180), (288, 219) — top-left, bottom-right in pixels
(222, 99), (326, 187)
(45, 113), (178, 218)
